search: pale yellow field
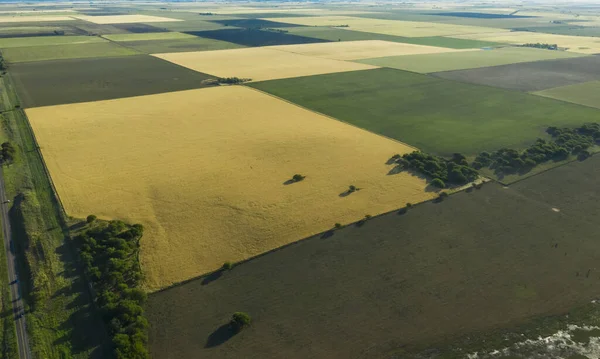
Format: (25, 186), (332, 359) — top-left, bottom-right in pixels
(103, 32), (195, 42)
(0, 15), (74, 22)
(0, 9), (76, 14)
(153, 47), (377, 81)
(270, 40), (474, 61)
(262, 16), (504, 37)
(451, 31), (600, 54)
(27, 86), (435, 291)
(73, 14), (182, 24)
(184, 8), (376, 15)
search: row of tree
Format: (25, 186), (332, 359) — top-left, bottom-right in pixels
(74, 219), (148, 359)
(391, 151), (479, 188)
(473, 123), (599, 175)
(519, 43), (558, 50)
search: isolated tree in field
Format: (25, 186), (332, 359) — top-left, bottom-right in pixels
(230, 312), (251, 332)
(86, 214), (97, 224)
(348, 185), (357, 193)
(334, 223), (342, 229)
(292, 174), (305, 182)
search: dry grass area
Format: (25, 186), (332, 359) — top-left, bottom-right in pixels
(153, 47), (377, 81)
(73, 14), (182, 24)
(451, 31), (600, 54)
(269, 40), (473, 61)
(0, 15), (74, 23)
(262, 16), (504, 37)
(26, 86), (434, 291)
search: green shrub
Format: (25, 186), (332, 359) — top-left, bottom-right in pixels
(334, 223), (342, 229)
(292, 174), (305, 182)
(231, 312), (251, 332)
(222, 262), (233, 271)
(86, 214), (97, 224)
(431, 178), (445, 188)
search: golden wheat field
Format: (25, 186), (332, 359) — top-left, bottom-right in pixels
(73, 14), (182, 24)
(153, 47), (377, 81)
(270, 40), (474, 61)
(263, 16), (504, 37)
(27, 86), (435, 291)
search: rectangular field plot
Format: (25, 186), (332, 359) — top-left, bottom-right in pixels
(102, 31), (195, 42)
(2, 41), (139, 63)
(0, 15), (75, 23)
(11, 55), (216, 107)
(153, 47), (376, 82)
(269, 40), (470, 61)
(249, 68), (600, 156)
(357, 47), (586, 73)
(26, 86), (435, 290)
(186, 28), (328, 47)
(119, 37), (243, 54)
(72, 14), (182, 24)
(433, 55), (600, 92)
(0, 34), (105, 48)
(147, 175), (600, 359)
(534, 81), (600, 109)
(263, 16), (504, 37)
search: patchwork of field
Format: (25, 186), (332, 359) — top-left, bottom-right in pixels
(434, 55), (600, 92)
(153, 47), (376, 81)
(147, 156), (600, 358)
(10, 55), (216, 108)
(280, 27), (501, 48)
(534, 81), (600, 109)
(452, 31), (600, 54)
(1, 41), (139, 63)
(262, 16), (505, 37)
(72, 14), (182, 24)
(249, 68), (600, 155)
(26, 86), (435, 290)
(185, 28), (327, 47)
(269, 40), (473, 61)
(356, 47), (586, 73)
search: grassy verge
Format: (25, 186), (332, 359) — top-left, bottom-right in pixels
(0, 72), (108, 358)
(0, 230), (18, 359)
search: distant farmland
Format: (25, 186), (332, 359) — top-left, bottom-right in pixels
(147, 156), (600, 358)
(26, 86), (434, 290)
(249, 67), (600, 156)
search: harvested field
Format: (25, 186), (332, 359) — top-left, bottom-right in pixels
(1, 41), (139, 63)
(270, 40), (472, 61)
(186, 28), (328, 47)
(102, 31), (195, 41)
(249, 68), (600, 155)
(357, 47), (586, 73)
(153, 47), (376, 81)
(451, 31), (600, 54)
(72, 14), (182, 24)
(433, 55), (600, 92)
(262, 16), (504, 37)
(10, 55), (216, 107)
(0, 15), (74, 23)
(119, 37), (243, 54)
(147, 164), (600, 358)
(0, 34), (105, 48)
(26, 86), (434, 290)
(534, 81), (600, 109)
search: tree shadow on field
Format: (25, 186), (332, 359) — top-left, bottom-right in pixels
(205, 324), (237, 348)
(201, 270), (223, 286)
(320, 230), (335, 239)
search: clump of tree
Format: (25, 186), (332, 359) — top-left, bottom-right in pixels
(198, 12), (214, 15)
(291, 174), (305, 183)
(74, 219), (148, 359)
(217, 77), (251, 85)
(0, 141), (15, 164)
(519, 43), (558, 50)
(264, 28), (288, 33)
(473, 123), (599, 176)
(391, 151), (478, 187)
(230, 312), (251, 332)
(332, 24), (349, 27)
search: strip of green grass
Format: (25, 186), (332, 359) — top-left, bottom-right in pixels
(249, 67), (600, 156)
(2, 42), (139, 63)
(0, 73), (108, 358)
(0, 222), (18, 359)
(357, 47), (586, 73)
(281, 26), (500, 48)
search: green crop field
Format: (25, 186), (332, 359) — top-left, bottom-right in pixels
(2, 41), (139, 63)
(282, 26), (501, 48)
(357, 47), (586, 73)
(534, 80), (600, 109)
(11, 55), (216, 107)
(147, 155), (600, 358)
(249, 67), (600, 156)
(102, 31), (196, 41)
(0, 35), (105, 48)
(119, 37), (243, 54)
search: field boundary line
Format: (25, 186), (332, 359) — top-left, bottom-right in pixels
(245, 84), (420, 152)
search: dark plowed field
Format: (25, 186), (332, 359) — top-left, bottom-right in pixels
(147, 155), (600, 359)
(433, 55), (600, 92)
(187, 28), (329, 47)
(11, 55), (215, 108)
(112, 23), (168, 33)
(209, 18), (305, 28)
